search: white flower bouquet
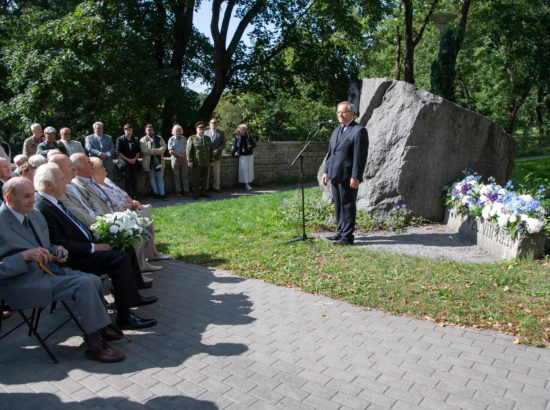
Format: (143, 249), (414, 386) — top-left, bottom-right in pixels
(445, 172), (548, 238)
(91, 210), (152, 250)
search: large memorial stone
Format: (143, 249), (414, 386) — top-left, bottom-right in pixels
(318, 78), (517, 221)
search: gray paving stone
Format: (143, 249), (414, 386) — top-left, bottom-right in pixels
(1, 258), (547, 409)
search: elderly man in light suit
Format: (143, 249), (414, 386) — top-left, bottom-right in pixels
(58, 127), (85, 155)
(85, 122), (114, 179)
(0, 177), (125, 362)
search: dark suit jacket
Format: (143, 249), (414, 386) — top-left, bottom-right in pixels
(34, 196), (94, 261)
(324, 120), (369, 183)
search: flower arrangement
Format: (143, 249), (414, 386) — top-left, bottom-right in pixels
(445, 172), (547, 238)
(90, 210), (152, 250)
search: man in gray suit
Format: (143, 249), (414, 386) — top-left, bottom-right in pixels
(0, 177), (125, 362)
(205, 118), (226, 192)
(58, 127), (86, 155)
(85, 122), (114, 179)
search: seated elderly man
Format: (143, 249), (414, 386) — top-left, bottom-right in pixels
(0, 157), (12, 202)
(12, 154), (28, 176)
(0, 177), (125, 362)
(66, 153), (163, 272)
(37, 127), (67, 157)
(34, 163), (157, 330)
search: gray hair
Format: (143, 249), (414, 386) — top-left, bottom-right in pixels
(28, 154), (47, 168)
(3, 177), (31, 198)
(46, 149), (62, 159)
(172, 124), (183, 135)
(30, 123), (42, 132)
(337, 101), (355, 112)
(13, 154), (28, 166)
(34, 162), (60, 193)
(93, 121), (104, 129)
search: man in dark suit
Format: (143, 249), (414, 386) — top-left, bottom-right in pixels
(322, 101), (369, 245)
(115, 123), (141, 200)
(34, 163), (157, 330)
(0, 177), (125, 362)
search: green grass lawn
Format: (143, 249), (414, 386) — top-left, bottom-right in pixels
(153, 188), (550, 346)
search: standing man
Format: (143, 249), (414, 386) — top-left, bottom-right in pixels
(22, 123), (45, 157)
(85, 122), (114, 180)
(167, 124), (189, 196)
(205, 118), (226, 193)
(186, 122), (213, 200)
(58, 127), (85, 155)
(140, 124), (166, 200)
(321, 101), (369, 246)
(116, 123), (141, 200)
(37, 127), (68, 157)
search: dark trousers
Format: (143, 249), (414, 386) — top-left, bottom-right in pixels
(124, 163), (138, 199)
(191, 165), (210, 195)
(331, 182), (358, 241)
(67, 249), (140, 322)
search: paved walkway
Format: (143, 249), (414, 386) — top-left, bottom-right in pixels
(1, 259), (549, 409)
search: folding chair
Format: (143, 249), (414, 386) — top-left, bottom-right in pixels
(1, 299), (85, 364)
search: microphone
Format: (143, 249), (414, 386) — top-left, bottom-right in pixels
(316, 120), (334, 127)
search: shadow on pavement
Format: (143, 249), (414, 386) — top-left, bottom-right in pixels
(0, 260), (254, 385)
(0, 393), (217, 409)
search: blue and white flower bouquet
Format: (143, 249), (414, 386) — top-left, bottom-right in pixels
(446, 172), (547, 238)
(91, 210), (152, 250)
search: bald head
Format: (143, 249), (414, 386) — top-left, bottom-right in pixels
(49, 153), (74, 183)
(3, 177), (35, 215)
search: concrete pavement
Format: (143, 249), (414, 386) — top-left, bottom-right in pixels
(1, 259), (548, 409)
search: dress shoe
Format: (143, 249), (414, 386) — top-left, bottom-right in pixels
(213, 188), (222, 193)
(133, 295), (158, 306)
(85, 341), (125, 362)
(116, 312), (157, 330)
(335, 238), (354, 246)
(142, 262), (162, 272)
(138, 280), (153, 290)
(100, 326), (124, 341)
(327, 234), (341, 241)
(148, 254), (170, 261)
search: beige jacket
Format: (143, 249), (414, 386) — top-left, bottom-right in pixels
(139, 135), (166, 171)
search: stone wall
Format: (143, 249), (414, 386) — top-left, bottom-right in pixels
(112, 141), (329, 196)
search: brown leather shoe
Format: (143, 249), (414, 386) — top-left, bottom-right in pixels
(85, 341), (125, 362)
(100, 326), (124, 341)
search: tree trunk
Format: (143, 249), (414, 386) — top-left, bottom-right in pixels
(160, 0), (195, 140)
(395, 25), (402, 80)
(536, 87), (544, 143)
(401, 0), (414, 84)
(505, 89), (530, 135)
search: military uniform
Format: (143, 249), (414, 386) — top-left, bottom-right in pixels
(186, 133), (213, 197)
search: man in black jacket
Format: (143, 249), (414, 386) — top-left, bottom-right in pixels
(322, 101), (369, 246)
(34, 163), (157, 330)
(115, 123), (141, 199)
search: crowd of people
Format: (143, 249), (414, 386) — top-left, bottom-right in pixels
(0, 118), (257, 363)
(0, 100), (367, 363)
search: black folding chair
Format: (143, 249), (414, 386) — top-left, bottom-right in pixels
(1, 299), (85, 364)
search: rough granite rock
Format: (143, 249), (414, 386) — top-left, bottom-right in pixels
(318, 78), (517, 221)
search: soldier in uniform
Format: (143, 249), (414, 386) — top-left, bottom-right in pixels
(186, 122), (213, 200)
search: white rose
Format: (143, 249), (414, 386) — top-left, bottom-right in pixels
(526, 217), (544, 234)
(509, 213), (517, 223)
(109, 225), (119, 234)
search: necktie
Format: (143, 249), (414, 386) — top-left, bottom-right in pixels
(92, 181), (115, 211)
(58, 200), (94, 242)
(336, 126), (345, 142)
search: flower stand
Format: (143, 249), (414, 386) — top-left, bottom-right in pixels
(445, 208), (547, 260)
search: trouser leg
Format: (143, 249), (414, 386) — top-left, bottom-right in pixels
(199, 166), (209, 194)
(333, 182), (358, 241)
(148, 171), (159, 196)
(156, 170), (165, 196)
(172, 159), (181, 193)
(211, 160), (221, 190)
(51, 272), (111, 335)
(191, 166), (200, 194)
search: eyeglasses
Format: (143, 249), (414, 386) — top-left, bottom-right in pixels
(210, 121), (217, 124)
(336, 111), (353, 115)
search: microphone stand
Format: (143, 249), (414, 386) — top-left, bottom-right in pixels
(281, 124), (326, 251)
